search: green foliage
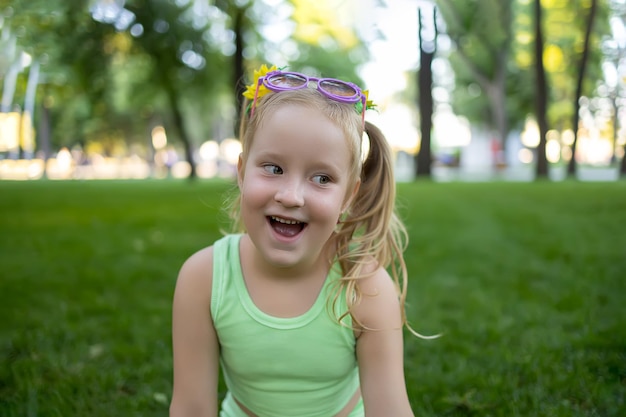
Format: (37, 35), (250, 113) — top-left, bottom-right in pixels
(0, 0), (373, 156)
(121, 0), (231, 147)
(513, 0), (611, 130)
(286, 43), (369, 88)
(0, 0), (230, 151)
(1, 0), (117, 147)
(437, 0), (612, 134)
(437, 0), (510, 77)
(1, 180), (625, 416)
(436, 0), (520, 126)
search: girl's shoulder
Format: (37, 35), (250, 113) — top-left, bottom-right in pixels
(174, 245), (215, 304)
(174, 234), (241, 303)
(180, 244), (215, 276)
(352, 260), (403, 333)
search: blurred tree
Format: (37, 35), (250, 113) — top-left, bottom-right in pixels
(233, 0), (370, 135)
(2, 0), (372, 180)
(436, 0), (529, 162)
(601, 0), (626, 177)
(516, 0), (610, 174)
(214, 0), (370, 137)
(567, 0), (599, 178)
(0, 0), (116, 160)
(214, 0), (253, 135)
(540, 0), (609, 130)
(283, 0), (368, 83)
(0, 20), (20, 113)
(415, 7), (437, 178)
(121, 0), (230, 179)
(2, 0), (232, 178)
(437, 0), (611, 173)
(533, 0), (549, 178)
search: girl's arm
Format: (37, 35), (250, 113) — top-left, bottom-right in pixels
(170, 246), (220, 417)
(354, 266), (415, 417)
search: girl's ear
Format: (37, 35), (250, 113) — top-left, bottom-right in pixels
(237, 153), (244, 189)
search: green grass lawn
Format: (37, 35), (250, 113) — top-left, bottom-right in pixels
(1, 179), (624, 416)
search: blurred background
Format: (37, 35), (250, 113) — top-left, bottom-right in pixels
(0, 0), (625, 182)
(2, 2), (626, 416)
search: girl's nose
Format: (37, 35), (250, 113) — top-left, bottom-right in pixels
(274, 180), (305, 207)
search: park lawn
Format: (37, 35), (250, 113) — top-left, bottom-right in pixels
(0, 179), (624, 416)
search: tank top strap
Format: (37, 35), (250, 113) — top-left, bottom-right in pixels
(210, 234), (242, 323)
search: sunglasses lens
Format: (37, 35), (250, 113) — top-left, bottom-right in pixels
(319, 80), (357, 98)
(267, 73), (307, 88)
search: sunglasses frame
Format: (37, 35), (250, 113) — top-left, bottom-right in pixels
(250, 70), (367, 126)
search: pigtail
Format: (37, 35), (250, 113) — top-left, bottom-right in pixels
(353, 121), (400, 238)
(331, 121), (413, 333)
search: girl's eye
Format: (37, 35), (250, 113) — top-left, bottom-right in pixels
(263, 164), (283, 175)
(312, 175), (331, 185)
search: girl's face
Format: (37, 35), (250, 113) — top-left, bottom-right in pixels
(238, 104), (357, 271)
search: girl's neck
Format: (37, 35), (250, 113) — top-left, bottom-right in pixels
(239, 234), (336, 318)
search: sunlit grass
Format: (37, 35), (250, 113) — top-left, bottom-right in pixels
(1, 179), (625, 416)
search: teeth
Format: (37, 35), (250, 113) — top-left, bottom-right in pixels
(271, 216), (301, 225)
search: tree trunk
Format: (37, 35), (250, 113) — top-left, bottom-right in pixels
(38, 102), (51, 179)
(164, 80), (197, 180)
(616, 90), (625, 178)
(233, 6), (245, 137)
(415, 8), (437, 179)
(567, 0), (597, 178)
(1, 61), (20, 113)
(619, 145), (626, 179)
(416, 49), (434, 178)
(533, 0), (549, 179)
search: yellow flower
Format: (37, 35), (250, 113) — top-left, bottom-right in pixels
(242, 64), (278, 100)
(355, 90), (376, 113)
(363, 90), (376, 110)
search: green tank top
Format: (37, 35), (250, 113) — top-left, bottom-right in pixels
(211, 234), (362, 417)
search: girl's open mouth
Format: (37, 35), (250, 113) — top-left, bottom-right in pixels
(268, 216), (306, 238)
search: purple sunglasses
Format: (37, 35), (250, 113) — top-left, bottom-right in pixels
(250, 70), (367, 125)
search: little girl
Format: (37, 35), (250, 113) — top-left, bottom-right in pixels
(170, 65), (416, 417)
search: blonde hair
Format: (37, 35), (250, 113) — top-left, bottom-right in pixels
(229, 88), (414, 333)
